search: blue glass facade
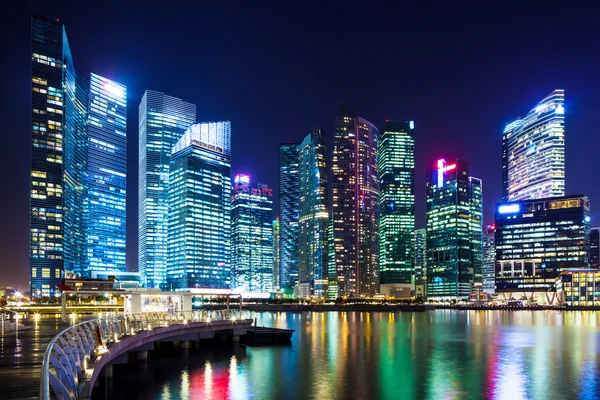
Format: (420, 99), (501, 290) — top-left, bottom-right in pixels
(166, 122), (232, 290)
(138, 91), (196, 288)
(85, 74), (127, 274)
(231, 175), (274, 293)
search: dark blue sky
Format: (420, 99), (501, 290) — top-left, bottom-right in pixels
(2, 1), (600, 291)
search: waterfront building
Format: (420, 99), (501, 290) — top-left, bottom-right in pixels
(557, 270), (600, 306)
(273, 218), (280, 291)
(331, 102), (380, 297)
(425, 159), (483, 298)
(494, 195), (591, 303)
(231, 175), (274, 293)
(297, 128), (329, 298)
(413, 229), (427, 298)
(378, 121), (415, 298)
(591, 228), (600, 269)
(482, 224), (496, 294)
(138, 91), (196, 288)
(30, 15), (71, 297)
(85, 74), (127, 275)
(30, 15), (128, 295)
(166, 122), (232, 290)
(279, 143), (300, 292)
(502, 90), (565, 202)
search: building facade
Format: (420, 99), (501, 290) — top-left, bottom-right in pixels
(502, 90), (565, 201)
(297, 128), (329, 298)
(85, 74), (127, 275)
(272, 218), (280, 292)
(413, 229), (427, 298)
(331, 102), (380, 297)
(590, 228), (599, 269)
(279, 143), (300, 291)
(426, 159), (483, 298)
(557, 271), (600, 306)
(30, 15), (71, 297)
(482, 224), (496, 294)
(494, 195), (591, 302)
(231, 175), (274, 293)
(166, 122), (231, 290)
(378, 121), (415, 298)
(138, 90), (196, 288)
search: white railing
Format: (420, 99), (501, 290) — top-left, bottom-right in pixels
(40, 309), (247, 400)
(0, 308), (22, 333)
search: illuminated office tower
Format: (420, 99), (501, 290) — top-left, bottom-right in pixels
(413, 229), (427, 298)
(591, 228), (600, 270)
(166, 122), (232, 290)
(30, 15), (71, 296)
(502, 90), (565, 201)
(279, 143), (300, 291)
(231, 175), (274, 293)
(331, 102), (379, 297)
(85, 74), (127, 274)
(298, 128), (329, 298)
(273, 218), (281, 291)
(138, 91), (196, 288)
(482, 225), (496, 294)
(378, 121), (415, 298)
(426, 159), (483, 298)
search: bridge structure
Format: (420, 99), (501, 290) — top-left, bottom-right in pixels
(40, 309), (253, 400)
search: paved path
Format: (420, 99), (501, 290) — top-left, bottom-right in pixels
(0, 319), (69, 399)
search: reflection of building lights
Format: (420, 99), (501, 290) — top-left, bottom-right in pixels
(33, 314), (40, 322)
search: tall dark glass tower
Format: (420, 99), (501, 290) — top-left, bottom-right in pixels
(378, 121), (415, 298)
(30, 15), (71, 296)
(279, 143), (300, 291)
(426, 159), (483, 298)
(298, 128), (329, 298)
(138, 91), (196, 288)
(166, 122), (231, 290)
(331, 102), (379, 297)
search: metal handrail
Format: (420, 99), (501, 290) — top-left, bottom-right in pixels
(40, 309), (248, 400)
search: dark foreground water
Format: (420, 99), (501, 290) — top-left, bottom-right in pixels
(96, 310), (600, 400)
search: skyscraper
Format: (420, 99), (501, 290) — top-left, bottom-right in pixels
(378, 121), (415, 298)
(331, 102), (380, 297)
(298, 128), (329, 298)
(279, 143), (300, 291)
(166, 122), (231, 290)
(591, 228), (600, 270)
(413, 229), (427, 298)
(30, 15), (71, 296)
(502, 90), (565, 201)
(138, 91), (196, 288)
(482, 224), (496, 294)
(85, 74), (127, 274)
(231, 175), (274, 293)
(426, 159), (483, 298)
(272, 218), (280, 292)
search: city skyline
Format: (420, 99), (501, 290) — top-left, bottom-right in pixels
(3, 3), (600, 290)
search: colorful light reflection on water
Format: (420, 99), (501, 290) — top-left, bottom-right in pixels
(99, 310), (600, 400)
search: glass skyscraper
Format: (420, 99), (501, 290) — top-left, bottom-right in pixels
(30, 15), (128, 295)
(426, 159), (483, 298)
(502, 90), (565, 201)
(413, 229), (427, 298)
(279, 143), (300, 291)
(166, 122), (231, 290)
(85, 74), (127, 274)
(272, 218), (280, 292)
(138, 91), (196, 288)
(378, 121), (415, 298)
(331, 102), (380, 297)
(231, 175), (274, 293)
(30, 15), (71, 296)
(482, 224), (496, 294)
(298, 128), (329, 298)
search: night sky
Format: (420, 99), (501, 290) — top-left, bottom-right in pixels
(2, 1), (600, 291)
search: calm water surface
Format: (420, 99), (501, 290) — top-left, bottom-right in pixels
(98, 310), (600, 399)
